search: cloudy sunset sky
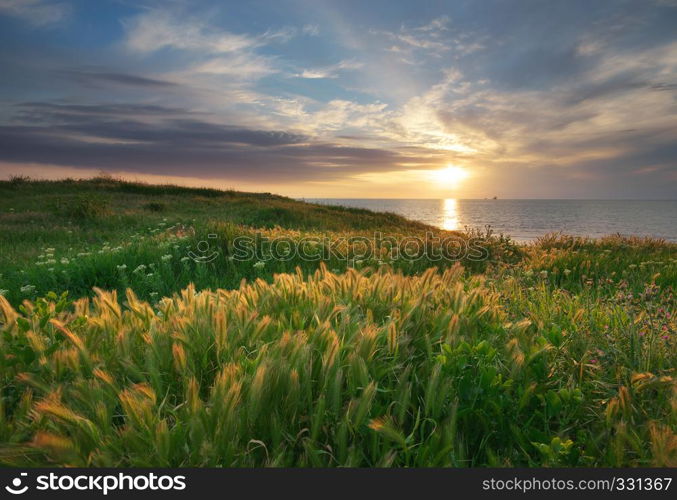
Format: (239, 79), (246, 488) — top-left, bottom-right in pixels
(1, 0), (676, 198)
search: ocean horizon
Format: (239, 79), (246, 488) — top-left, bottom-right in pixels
(307, 198), (677, 242)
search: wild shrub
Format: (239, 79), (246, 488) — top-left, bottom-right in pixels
(63, 196), (110, 220)
(143, 202), (166, 212)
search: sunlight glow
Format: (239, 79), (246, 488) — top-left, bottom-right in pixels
(429, 165), (469, 188)
(441, 198), (459, 231)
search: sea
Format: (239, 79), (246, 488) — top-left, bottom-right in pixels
(306, 199), (677, 243)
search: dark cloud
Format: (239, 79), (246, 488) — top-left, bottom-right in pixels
(14, 102), (201, 122)
(55, 119), (309, 147)
(560, 74), (650, 106)
(58, 69), (179, 89)
(0, 102), (418, 182)
(11, 102), (309, 147)
(521, 128), (677, 173)
(650, 82), (677, 91)
(489, 45), (591, 91)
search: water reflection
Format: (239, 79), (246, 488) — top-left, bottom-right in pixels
(441, 198), (459, 231)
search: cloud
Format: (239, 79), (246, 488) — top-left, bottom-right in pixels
(302, 24), (319, 36)
(294, 59), (363, 79)
(373, 16), (485, 62)
(373, 16), (450, 53)
(119, 6), (297, 98)
(268, 97), (391, 137)
(0, 100), (427, 184)
(308, 100), (388, 132)
(259, 26), (297, 44)
(188, 53), (278, 80)
(13, 102), (203, 122)
(122, 8), (296, 55)
(414, 16), (450, 33)
(123, 10), (255, 54)
(488, 45), (591, 90)
(0, 0), (69, 26)
(58, 68), (178, 89)
(0, 126), (410, 182)
(11, 102), (306, 145)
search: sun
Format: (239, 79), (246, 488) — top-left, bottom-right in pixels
(429, 165), (469, 188)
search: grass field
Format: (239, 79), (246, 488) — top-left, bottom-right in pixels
(0, 178), (675, 467)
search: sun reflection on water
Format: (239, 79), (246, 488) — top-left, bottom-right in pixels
(442, 198), (459, 231)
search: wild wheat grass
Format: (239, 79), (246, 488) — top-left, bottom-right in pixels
(0, 261), (674, 467)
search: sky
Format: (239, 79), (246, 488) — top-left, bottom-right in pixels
(0, 0), (676, 198)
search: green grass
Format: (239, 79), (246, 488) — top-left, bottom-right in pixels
(0, 177), (516, 306)
(0, 176), (434, 271)
(0, 178), (675, 467)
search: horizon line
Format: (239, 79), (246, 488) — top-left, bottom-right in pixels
(299, 197), (677, 201)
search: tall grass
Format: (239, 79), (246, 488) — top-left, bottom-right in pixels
(0, 262), (674, 467)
